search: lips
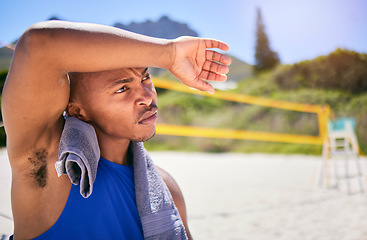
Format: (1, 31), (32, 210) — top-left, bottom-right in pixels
(138, 109), (158, 125)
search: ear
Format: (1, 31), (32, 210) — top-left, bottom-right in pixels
(66, 102), (90, 122)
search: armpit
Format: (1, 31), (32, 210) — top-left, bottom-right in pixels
(28, 149), (48, 188)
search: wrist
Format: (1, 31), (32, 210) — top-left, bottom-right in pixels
(167, 40), (176, 71)
(154, 39), (175, 70)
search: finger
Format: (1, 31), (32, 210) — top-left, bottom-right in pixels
(202, 60), (229, 75)
(204, 39), (230, 51)
(199, 70), (227, 82)
(189, 78), (215, 94)
(206, 50), (232, 66)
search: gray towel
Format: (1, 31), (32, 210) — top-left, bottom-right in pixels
(132, 141), (188, 239)
(55, 116), (100, 198)
(55, 117), (188, 239)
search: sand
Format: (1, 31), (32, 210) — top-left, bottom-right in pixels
(1, 149), (367, 239)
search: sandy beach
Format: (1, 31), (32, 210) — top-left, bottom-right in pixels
(1, 149), (367, 239)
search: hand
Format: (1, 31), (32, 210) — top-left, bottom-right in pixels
(169, 37), (231, 94)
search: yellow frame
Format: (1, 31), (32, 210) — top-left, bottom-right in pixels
(153, 77), (331, 145)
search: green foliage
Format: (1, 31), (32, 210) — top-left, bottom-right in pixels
(147, 48), (367, 154)
(343, 93), (367, 152)
(254, 8), (280, 72)
(157, 91), (226, 126)
(236, 71), (278, 96)
(0, 69), (8, 92)
(274, 49), (367, 94)
(0, 47), (13, 71)
(272, 88), (352, 113)
(150, 76), (322, 154)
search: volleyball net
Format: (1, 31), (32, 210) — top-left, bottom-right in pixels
(152, 77), (332, 146)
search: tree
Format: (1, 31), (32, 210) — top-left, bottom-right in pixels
(254, 8), (280, 72)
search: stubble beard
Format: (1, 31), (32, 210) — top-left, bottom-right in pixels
(131, 131), (156, 142)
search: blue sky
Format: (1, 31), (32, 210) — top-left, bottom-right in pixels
(1, 0), (366, 64)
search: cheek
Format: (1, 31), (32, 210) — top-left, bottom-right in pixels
(98, 105), (131, 124)
(92, 101), (137, 134)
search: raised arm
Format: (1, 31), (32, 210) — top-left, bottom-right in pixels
(2, 20), (230, 160)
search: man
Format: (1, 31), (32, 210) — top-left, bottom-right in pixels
(2, 20), (231, 239)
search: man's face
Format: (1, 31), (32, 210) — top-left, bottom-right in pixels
(70, 67), (158, 142)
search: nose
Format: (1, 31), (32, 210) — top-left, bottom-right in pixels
(135, 83), (154, 106)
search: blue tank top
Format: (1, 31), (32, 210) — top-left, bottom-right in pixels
(33, 157), (144, 239)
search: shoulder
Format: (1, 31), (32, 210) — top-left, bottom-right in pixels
(155, 166), (187, 208)
(155, 166), (181, 195)
(155, 166), (193, 239)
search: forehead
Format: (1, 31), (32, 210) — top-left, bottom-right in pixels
(90, 67), (147, 83)
(73, 67), (147, 91)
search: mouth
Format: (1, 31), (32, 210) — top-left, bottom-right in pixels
(138, 109), (158, 125)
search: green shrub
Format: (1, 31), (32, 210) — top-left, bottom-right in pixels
(274, 49), (367, 94)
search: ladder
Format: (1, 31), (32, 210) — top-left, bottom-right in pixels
(320, 118), (365, 194)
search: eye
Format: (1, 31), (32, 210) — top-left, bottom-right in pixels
(115, 86), (128, 93)
(142, 74), (151, 81)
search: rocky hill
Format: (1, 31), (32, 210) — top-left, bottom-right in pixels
(114, 15), (198, 39)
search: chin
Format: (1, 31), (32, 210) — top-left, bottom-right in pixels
(131, 131), (156, 142)
(142, 131), (156, 142)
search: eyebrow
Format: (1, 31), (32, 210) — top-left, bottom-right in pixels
(107, 68), (149, 89)
(107, 78), (134, 89)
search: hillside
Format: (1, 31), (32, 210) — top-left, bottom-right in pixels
(274, 48), (367, 94)
(145, 49), (367, 154)
(226, 55), (253, 81)
(0, 47), (13, 70)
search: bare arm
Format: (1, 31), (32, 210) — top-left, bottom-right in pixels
(2, 20), (229, 238)
(2, 20), (230, 163)
(2, 21), (171, 159)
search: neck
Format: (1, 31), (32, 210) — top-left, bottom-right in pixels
(96, 134), (131, 165)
